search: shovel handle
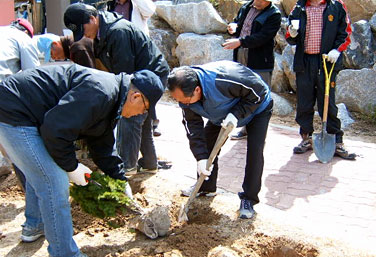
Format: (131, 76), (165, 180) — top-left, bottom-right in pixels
(182, 122), (235, 214)
(322, 55), (335, 123)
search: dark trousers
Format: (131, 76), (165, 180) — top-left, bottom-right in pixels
(295, 54), (343, 143)
(200, 101), (273, 205)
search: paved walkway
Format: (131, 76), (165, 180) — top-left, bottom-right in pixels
(154, 102), (376, 254)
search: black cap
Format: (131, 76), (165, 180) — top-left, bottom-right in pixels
(64, 3), (97, 41)
(131, 70), (164, 119)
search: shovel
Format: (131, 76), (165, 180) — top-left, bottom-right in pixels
(178, 122), (235, 222)
(312, 55), (336, 163)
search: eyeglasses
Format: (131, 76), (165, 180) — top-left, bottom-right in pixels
(141, 94), (148, 113)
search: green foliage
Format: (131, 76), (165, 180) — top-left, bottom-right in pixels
(70, 171), (130, 219)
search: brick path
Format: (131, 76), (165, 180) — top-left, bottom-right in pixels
(154, 102), (376, 254)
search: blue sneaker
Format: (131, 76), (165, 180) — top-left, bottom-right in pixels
(238, 193), (255, 219)
(21, 225), (44, 243)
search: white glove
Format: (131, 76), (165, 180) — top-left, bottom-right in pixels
(197, 159), (213, 177)
(288, 25), (298, 38)
(67, 163), (92, 186)
(221, 113), (238, 128)
(327, 49), (340, 63)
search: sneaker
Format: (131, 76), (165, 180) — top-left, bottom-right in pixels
(230, 129), (247, 140)
(124, 166), (137, 176)
(181, 185), (216, 197)
(137, 165), (158, 174)
(335, 143), (356, 160)
(21, 226), (44, 243)
(293, 134), (312, 154)
(153, 126), (162, 137)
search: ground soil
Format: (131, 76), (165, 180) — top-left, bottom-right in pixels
(0, 97), (375, 257)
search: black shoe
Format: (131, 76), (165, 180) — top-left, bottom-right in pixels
(230, 130), (247, 140)
(334, 143), (356, 160)
(293, 134), (312, 154)
(153, 126), (162, 137)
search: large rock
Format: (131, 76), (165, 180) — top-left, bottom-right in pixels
(271, 52), (290, 93)
(150, 28), (179, 68)
(337, 103), (355, 130)
(281, 44), (296, 92)
(175, 33), (233, 65)
(155, 1), (227, 34)
(336, 68), (376, 115)
(271, 92), (294, 116)
(343, 20), (376, 69)
(216, 0), (244, 23)
(370, 12), (376, 33)
(281, 0), (376, 23)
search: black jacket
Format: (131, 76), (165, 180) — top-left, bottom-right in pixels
(94, 10), (169, 84)
(0, 64), (129, 179)
(233, 1), (281, 71)
(286, 0), (352, 72)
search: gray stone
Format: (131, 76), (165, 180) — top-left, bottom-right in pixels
(343, 20), (376, 69)
(271, 92), (294, 116)
(336, 68), (376, 115)
(281, 44), (296, 92)
(337, 103), (355, 130)
(150, 28), (179, 68)
(370, 12), (376, 33)
(275, 17), (289, 54)
(172, 0), (206, 4)
(175, 33), (233, 66)
(0, 152), (12, 177)
(271, 53), (290, 93)
(155, 1), (227, 34)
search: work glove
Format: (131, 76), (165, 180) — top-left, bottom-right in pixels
(124, 182), (134, 200)
(197, 159), (213, 177)
(327, 49), (340, 63)
(221, 113), (238, 129)
(67, 163), (92, 186)
(288, 25), (298, 38)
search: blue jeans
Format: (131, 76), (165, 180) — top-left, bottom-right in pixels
(0, 122), (81, 257)
(116, 113), (157, 170)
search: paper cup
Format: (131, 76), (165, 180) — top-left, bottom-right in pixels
(291, 20), (300, 30)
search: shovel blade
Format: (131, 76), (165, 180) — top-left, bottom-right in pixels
(177, 203), (188, 223)
(312, 131), (336, 163)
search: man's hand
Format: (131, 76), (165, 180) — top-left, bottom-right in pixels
(197, 159), (213, 177)
(227, 23), (237, 35)
(221, 113), (238, 128)
(327, 49), (340, 63)
(288, 25), (298, 38)
(222, 38), (241, 50)
(67, 163), (92, 186)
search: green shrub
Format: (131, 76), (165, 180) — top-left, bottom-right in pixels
(70, 171), (131, 218)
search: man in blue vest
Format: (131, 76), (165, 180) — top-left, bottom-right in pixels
(167, 61), (273, 219)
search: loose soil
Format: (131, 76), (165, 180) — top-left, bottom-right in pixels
(0, 97), (375, 257)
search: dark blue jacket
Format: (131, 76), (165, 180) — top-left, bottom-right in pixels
(233, 0), (281, 71)
(180, 61), (271, 161)
(0, 64), (128, 179)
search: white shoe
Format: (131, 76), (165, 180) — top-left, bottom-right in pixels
(181, 185), (216, 197)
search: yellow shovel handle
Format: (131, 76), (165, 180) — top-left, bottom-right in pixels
(322, 55), (335, 123)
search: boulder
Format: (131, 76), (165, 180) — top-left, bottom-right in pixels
(271, 52), (290, 93)
(150, 28), (179, 68)
(216, 0), (244, 23)
(343, 20), (376, 69)
(155, 1), (227, 34)
(337, 103), (355, 130)
(281, 44), (296, 92)
(271, 92), (294, 116)
(175, 33), (233, 65)
(370, 12), (376, 33)
(281, 0), (376, 23)
(336, 68), (376, 115)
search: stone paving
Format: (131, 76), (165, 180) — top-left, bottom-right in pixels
(154, 102), (376, 255)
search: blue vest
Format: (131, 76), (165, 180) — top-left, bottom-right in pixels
(180, 65), (271, 127)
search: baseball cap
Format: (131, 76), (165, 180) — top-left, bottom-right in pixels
(36, 33), (60, 62)
(14, 18), (34, 38)
(64, 3), (97, 41)
(131, 70), (164, 119)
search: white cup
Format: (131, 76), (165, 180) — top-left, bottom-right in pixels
(291, 20), (300, 30)
(228, 23), (237, 33)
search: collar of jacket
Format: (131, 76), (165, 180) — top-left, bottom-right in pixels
(96, 11), (124, 52)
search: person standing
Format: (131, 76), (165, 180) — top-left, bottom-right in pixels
(0, 65), (164, 256)
(64, 3), (170, 175)
(167, 61), (273, 219)
(0, 18), (40, 190)
(222, 0), (281, 140)
(286, 0), (355, 160)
